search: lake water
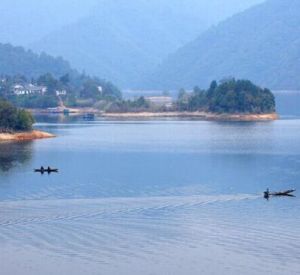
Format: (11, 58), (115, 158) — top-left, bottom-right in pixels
(1, 93), (300, 275)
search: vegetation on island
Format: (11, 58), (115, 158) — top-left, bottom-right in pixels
(176, 79), (276, 114)
(0, 99), (34, 132)
(107, 79), (276, 114)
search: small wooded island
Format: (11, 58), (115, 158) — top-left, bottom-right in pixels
(105, 79), (278, 121)
(0, 99), (54, 141)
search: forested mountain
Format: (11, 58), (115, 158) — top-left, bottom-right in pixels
(30, 0), (262, 88)
(0, 43), (72, 78)
(148, 0), (300, 90)
(0, 43), (122, 109)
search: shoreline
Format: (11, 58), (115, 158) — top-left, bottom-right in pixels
(0, 130), (55, 142)
(29, 108), (278, 121)
(101, 112), (279, 121)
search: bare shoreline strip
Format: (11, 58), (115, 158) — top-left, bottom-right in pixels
(0, 130), (55, 142)
(101, 112), (279, 121)
(29, 108), (278, 121)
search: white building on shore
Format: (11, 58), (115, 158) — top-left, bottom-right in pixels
(145, 96), (174, 108)
(12, 84), (47, 96)
(56, 90), (67, 96)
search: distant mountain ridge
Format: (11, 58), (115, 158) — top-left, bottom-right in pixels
(0, 0), (98, 45)
(0, 43), (72, 78)
(148, 0), (300, 90)
(29, 0), (263, 88)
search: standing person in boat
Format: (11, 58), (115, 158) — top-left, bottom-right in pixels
(264, 188), (270, 199)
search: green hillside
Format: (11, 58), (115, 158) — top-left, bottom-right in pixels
(149, 0), (300, 90)
(30, 0), (262, 88)
(0, 43), (72, 78)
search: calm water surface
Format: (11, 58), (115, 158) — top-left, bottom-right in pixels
(0, 94), (300, 275)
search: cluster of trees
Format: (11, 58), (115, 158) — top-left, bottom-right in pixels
(0, 43), (122, 109)
(106, 97), (150, 113)
(176, 79), (276, 114)
(104, 79), (275, 114)
(0, 72), (122, 109)
(0, 99), (34, 132)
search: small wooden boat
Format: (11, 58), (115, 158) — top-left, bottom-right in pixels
(34, 167), (59, 174)
(271, 189), (296, 196)
(264, 189), (296, 199)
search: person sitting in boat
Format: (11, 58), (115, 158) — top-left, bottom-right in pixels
(41, 166), (45, 172)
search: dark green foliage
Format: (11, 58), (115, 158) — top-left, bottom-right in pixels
(177, 79), (275, 114)
(0, 99), (34, 132)
(107, 97), (150, 113)
(208, 79), (275, 113)
(176, 86), (207, 111)
(65, 73), (121, 102)
(77, 77), (121, 104)
(102, 82), (122, 101)
(59, 74), (70, 85)
(0, 100), (17, 131)
(10, 95), (58, 109)
(80, 80), (102, 100)
(0, 43), (121, 105)
(1, 72), (121, 109)
(37, 73), (60, 96)
(15, 110), (35, 131)
(0, 43), (72, 79)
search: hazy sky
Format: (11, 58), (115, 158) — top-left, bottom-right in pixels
(0, 0), (264, 46)
(0, 0), (98, 45)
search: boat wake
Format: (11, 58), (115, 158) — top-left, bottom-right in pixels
(0, 193), (299, 275)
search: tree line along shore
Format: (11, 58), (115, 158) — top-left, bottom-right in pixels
(105, 79), (276, 115)
(0, 78), (278, 141)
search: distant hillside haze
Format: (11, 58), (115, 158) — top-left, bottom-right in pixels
(0, 43), (72, 78)
(149, 0), (300, 90)
(0, 0), (98, 45)
(29, 0), (263, 88)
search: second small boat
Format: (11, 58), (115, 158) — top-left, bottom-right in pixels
(264, 189), (296, 199)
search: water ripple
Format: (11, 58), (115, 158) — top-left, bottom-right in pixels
(1, 194), (299, 275)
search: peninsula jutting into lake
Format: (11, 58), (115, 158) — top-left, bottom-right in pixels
(103, 79), (277, 121)
(0, 99), (54, 141)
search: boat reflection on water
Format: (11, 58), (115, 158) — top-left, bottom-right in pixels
(0, 141), (33, 172)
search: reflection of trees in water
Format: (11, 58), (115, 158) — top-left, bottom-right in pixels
(0, 141), (33, 172)
(35, 114), (79, 124)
